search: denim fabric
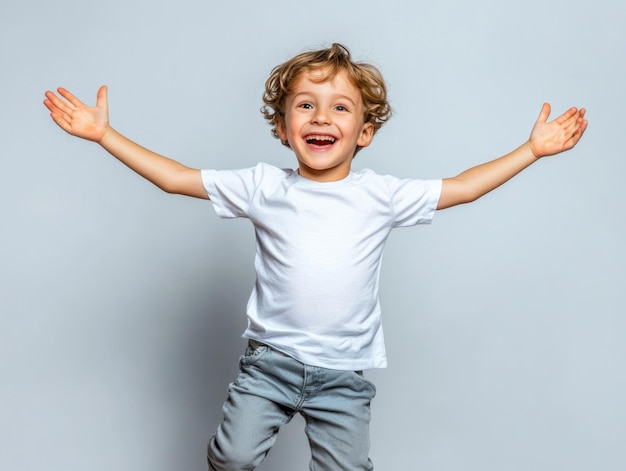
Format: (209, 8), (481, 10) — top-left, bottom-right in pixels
(207, 340), (377, 470)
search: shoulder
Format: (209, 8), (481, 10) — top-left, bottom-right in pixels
(353, 168), (442, 201)
(254, 162), (295, 179)
(350, 168), (387, 186)
(351, 168), (430, 188)
(202, 162), (294, 185)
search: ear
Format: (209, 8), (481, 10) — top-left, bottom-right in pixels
(275, 119), (287, 142)
(357, 122), (374, 148)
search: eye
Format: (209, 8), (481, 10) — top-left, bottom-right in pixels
(298, 103), (313, 110)
(334, 105), (349, 112)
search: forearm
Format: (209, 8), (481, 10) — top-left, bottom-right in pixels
(436, 103), (587, 210)
(438, 141), (538, 209)
(99, 127), (207, 199)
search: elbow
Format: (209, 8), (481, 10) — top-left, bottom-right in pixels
(463, 189), (482, 204)
(154, 178), (174, 194)
(159, 180), (184, 195)
(157, 168), (190, 195)
(456, 179), (484, 204)
(154, 174), (183, 195)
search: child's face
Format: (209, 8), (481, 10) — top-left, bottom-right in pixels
(277, 69), (374, 182)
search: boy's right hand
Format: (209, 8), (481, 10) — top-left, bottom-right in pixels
(44, 86), (110, 143)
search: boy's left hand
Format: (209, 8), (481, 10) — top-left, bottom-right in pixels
(528, 103), (588, 159)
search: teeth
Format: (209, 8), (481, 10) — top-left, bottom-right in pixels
(305, 135), (336, 144)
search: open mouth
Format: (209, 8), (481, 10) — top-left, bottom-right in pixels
(304, 134), (337, 147)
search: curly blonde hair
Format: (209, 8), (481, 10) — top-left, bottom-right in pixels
(261, 43), (392, 154)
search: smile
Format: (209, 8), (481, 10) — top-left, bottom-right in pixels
(304, 134), (337, 147)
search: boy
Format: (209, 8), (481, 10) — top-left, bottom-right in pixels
(44, 43), (587, 471)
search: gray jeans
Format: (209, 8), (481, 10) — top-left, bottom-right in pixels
(207, 340), (376, 470)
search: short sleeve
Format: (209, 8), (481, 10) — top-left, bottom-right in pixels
(385, 176), (442, 227)
(201, 165), (261, 218)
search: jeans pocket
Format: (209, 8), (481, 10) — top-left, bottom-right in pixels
(240, 339), (269, 366)
(352, 370), (377, 398)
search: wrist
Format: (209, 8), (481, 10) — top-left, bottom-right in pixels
(525, 140), (542, 161)
(97, 125), (115, 146)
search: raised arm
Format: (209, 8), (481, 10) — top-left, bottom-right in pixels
(437, 103), (587, 210)
(43, 86), (208, 199)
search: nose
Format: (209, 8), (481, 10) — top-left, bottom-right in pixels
(311, 107), (330, 125)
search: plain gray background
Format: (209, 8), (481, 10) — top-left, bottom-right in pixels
(2, 0), (624, 470)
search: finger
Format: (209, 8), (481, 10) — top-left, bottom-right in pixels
(579, 116), (588, 134)
(49, 111), (72, 133)
(561, 114), (581, 134)
(57, 87), (84, 108)
(96, 85), (108, 108)
(563, 119), (588, 150)
(44, 91), (74, 117)
(553, 106), (578, 125)
(572, 118), (588, 140)
(537, 102), (551, 123)
(45, 100), (72, 126)
(43, 97), (58, 114)
(563, 109), (588, 134)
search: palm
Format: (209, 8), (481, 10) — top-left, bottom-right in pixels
(529, 103), (587, 158)
(44, 86), (109, 142)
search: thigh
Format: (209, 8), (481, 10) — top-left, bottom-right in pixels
(207, 343), (295, 471)
(302, 370), (376, 471)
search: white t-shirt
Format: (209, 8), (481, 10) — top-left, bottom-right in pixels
(201, 163), (442, 370)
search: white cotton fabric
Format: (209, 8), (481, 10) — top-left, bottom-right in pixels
(201, 163), (441, 370)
